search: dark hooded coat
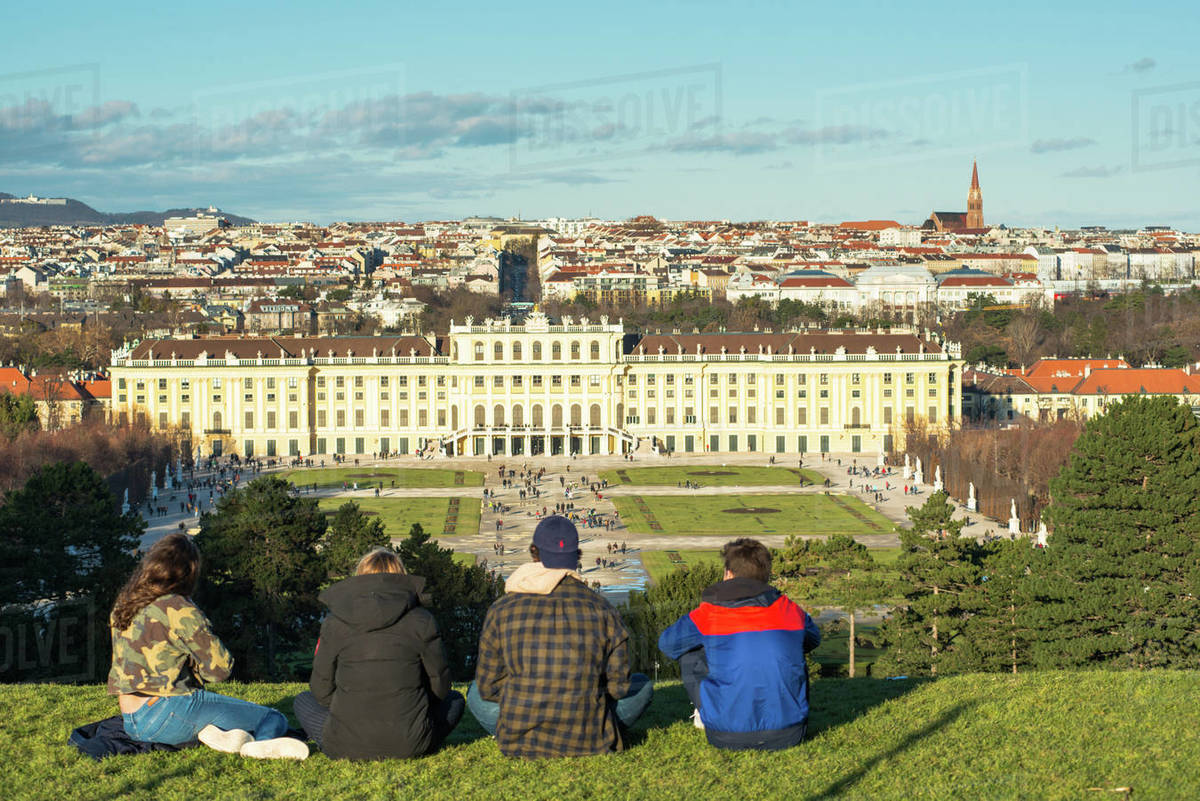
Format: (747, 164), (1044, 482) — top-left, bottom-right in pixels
(310, 572), (450, 760)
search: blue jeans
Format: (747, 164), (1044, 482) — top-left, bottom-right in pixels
(122, 689), (289, 746)
(466, 673), (653, 735)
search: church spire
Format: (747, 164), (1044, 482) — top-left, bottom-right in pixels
(967, 160), (983, 229)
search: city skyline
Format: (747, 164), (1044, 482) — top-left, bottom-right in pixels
(2, 0), (1198, 228)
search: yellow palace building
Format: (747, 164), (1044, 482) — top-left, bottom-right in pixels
(109, 311), (962, 460)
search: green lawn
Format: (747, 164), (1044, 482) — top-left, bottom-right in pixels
(613, 494), (894, 537)
(7, 673), (1200, 800)
(600, 465), (822, 487)
(640, 549), (722, 583)
(318, 497), (481, 539)
(641, 548), (901, 585)
(811, 623), (887, 674)
(282, 467), (484, 489)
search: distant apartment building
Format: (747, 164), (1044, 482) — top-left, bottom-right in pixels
(243, 299), (315, 334)
(962, 358), (1200, 422)
(164, 214), (226, 237)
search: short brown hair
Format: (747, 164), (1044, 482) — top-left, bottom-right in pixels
(721, 538), (771, 582)
(355, 548), (406, 575)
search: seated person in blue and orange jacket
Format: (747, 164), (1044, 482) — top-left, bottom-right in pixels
(658, 537), (820, 751)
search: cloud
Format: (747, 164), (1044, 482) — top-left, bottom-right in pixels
(1124, 57), (1156, 73)
(1060, 165), (1122, 179)
(662, 131), (777, 154)
(783, 125), (889, 145)
(0, 90), (571, 169)
(1030, 137), (1096, 154)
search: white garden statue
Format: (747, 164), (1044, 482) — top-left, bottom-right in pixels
(933, 465), (943, 493)
(1008, 499), (1021, 535)
(967, 481), (978, 512)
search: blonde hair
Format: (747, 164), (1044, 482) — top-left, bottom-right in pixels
(355, 548), (406, 575)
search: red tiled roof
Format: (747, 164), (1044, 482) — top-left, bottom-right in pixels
(129, 335), (437, 360)
(632, 331), (941, 355)
(780, 276), (853, 288)
(939, 276), (1011, 287)
(1025, 358), (1128, 378)
(1074, 368), (1200, 396)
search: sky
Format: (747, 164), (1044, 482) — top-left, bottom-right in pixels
(1, 0), (1198, 228)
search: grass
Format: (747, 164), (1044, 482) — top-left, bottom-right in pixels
(612, 494), (894, 538)
(810, 623), (886, 673)
(6, 672), (1199, 800)
(599, 465), (822, 487)
(282, 467), (484, 489)
(641, 548), (901, 585)
(318, 497), (481, 539)
(639, 550), (722, 583)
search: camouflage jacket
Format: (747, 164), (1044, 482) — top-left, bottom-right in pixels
(107, 594), (233, 696)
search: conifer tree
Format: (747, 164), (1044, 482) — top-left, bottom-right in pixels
(955, 538), (1041, 674)
(322, 500), (389, 579)
(817, 534), (885, 678)
(1035, 396), (1200, 669)
(195, 475), (328, 678)
(395, 522), (504, 679)
(881, 490), (982, 676)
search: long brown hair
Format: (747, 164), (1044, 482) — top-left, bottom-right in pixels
(111, 533), (201, 630)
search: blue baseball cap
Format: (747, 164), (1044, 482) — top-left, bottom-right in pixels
(532, 515), (580, 569)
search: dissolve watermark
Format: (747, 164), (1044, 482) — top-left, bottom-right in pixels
(1132, 82), (1200, 171)
(0, 597), (96, 683)
(191, 65), (406, 161)
(0, 64), (101, 163)
(814, 63), (1029, 169)
(0, 63), (100, 126)
(509, 64), (722, 170)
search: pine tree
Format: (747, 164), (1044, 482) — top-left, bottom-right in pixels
(816, 534), (885, 678)
(880, 490), (982, 676)
(954, 538), (1041, 674)
(622, 561), (722, 679)
(195, 475), (329, 679)
(1035, 396), (1200, 669)
(0, 461), (142, 680)
(395, 523), (504, 680)
(322, 500), (389, 579)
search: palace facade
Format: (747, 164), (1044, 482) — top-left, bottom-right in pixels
(109, 312), (963, 460)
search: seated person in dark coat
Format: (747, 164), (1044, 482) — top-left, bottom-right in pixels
(294, 549), (464, 760)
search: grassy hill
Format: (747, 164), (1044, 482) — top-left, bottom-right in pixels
(1, 672), (1195, 800)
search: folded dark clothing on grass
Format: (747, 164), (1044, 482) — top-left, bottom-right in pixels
(69, 716), (200, 761)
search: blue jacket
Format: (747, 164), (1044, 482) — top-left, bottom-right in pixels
(658, 578), (820, 742)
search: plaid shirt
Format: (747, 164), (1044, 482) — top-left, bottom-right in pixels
(475, 575), (633, 758)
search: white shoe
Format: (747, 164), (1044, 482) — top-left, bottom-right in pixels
(692, 708), (705, 730)
(240, 737), (310, 760)
(198, 724), (252, 754)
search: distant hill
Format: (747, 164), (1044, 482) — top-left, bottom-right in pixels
(0, 192), (256, 228)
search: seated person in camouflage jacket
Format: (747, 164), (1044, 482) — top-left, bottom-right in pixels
(108, 533), (307, 760)
(467, 516), (653, 758)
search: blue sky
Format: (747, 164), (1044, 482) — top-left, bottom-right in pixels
(1, 0), (1198, 228)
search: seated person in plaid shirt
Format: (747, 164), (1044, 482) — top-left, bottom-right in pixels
(468, 516), (653, 758)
